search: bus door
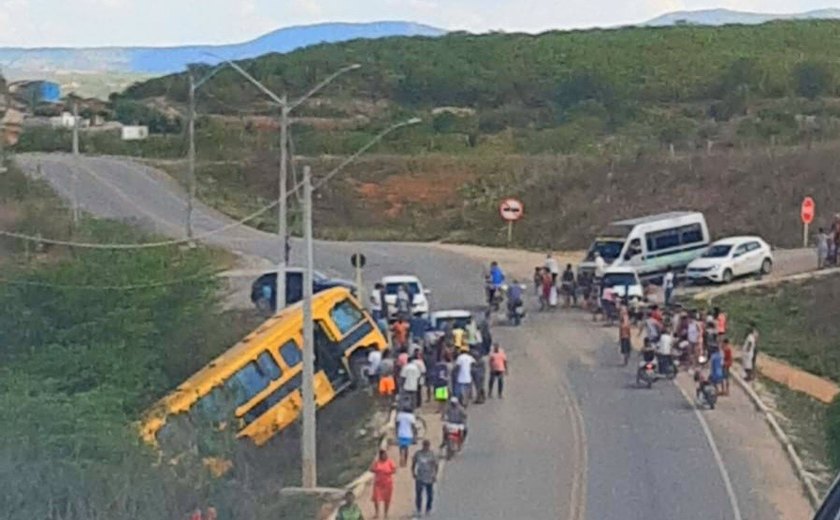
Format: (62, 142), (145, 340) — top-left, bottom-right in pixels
(313, 320), (350, 388)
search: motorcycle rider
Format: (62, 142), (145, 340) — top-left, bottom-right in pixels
(441, 397), (468, 446)
(487, 261), (506, 307)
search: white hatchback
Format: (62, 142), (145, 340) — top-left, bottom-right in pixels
(686, 236), (773, 284)
(381, 275), (431, 319)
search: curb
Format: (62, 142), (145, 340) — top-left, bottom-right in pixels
(731, 372), (822, 509)
(693, 266), (840, 303)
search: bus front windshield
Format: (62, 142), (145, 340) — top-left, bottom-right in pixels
(586, 240), (625, 262)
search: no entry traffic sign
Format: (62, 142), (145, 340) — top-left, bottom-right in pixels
(499, 198), (524, 222)
(801, 197), (815, 225)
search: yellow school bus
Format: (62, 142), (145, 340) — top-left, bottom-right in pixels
(141, 287), (387, 448)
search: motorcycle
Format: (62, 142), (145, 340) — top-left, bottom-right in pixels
(636, 349), (677, 388)
(486, 283), (504, 311)
(444, 422), (465, 460)
(695, 374), (717, 409)
(507, 296), (525, 326)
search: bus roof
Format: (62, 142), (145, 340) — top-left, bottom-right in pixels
(611, 211), (702, 227)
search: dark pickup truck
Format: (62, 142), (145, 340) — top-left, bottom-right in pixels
(250, 268), (356, 312)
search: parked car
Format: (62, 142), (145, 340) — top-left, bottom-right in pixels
(250, 268), (356, 312)
(685, 236), (773, 284)
(381, 275), (431, 319)
(600, 266), (645, 300)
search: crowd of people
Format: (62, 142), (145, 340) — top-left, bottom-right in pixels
(347, 285), (509, 519)
(627, 300), (760, 398)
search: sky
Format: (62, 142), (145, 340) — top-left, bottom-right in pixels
(1, 0), (839, 47)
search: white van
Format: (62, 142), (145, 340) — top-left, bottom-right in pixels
(579, 212), (710, 278)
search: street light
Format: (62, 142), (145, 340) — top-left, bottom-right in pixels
(297, 116), (421, 489)
(212, 55), (360, 313)
(186, 63), (227, 240)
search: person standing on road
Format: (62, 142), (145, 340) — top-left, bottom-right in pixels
(431, 357), (450, 412)
(479, 319), (493, 356)
(397, 284), (412, 317)
(545, 253), (560, 283)
(471, 352), (487, 404)
(619, 308), (633, 366)
(561, 264), (577, 307)
(594, 252), (607, 281)
(454, 350), (475, 405)
(488, 343), (508, 398)
(367, 348), (383, 389)
(391, 318), (410, 350)
(721, 338), (733, 396)
(742, 324), (759, 381)
(412, 439), (439, 517)
(412, 350), (426, 408)
(400, 356), (422, 411)
(709, 346), (725, 395)
(663, 266), (676, 307)
(370, 283), (385, 322)
(336, 490), (364, 520)
(395, 407), (417, 467)
(370, 449), (397, 519)
(817, 227), (830, 269)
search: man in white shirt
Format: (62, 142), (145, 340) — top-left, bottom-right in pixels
(367, 348), (382, 387)
(545, 253), (560, 283)
(400, 359), (422, 410)
(395, 408), (417, 466)
(657, 331), (674, 375)
(594, 252), (607, 280)
(370, 283), (384, 321)
(454, 351), (475, 405)
(663, 267), (675, 307)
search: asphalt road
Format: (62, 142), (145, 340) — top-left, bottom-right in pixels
(13, 153), (792, 519)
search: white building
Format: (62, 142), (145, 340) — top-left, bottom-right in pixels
(121, 125), (149, 141)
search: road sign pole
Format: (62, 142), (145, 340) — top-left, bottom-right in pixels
(507, 220), (513, 244)
(355, 256), (364, 306)
(804, 221), (809, 248)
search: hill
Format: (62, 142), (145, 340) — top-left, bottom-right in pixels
(0, 21), (445, 75)
(645, 8), (840, 27)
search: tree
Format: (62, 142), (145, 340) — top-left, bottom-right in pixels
(793, 61), (834, 99)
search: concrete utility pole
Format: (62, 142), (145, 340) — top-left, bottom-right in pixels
(71, 100), (79, 155)
(185, 64), (226, 241)
(71, 100), (80, 224)
(276, 96), (289, 313)
(300, 164), (316, 488)
(216, 58), (360, 314)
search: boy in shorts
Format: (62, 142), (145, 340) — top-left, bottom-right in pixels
(395, 406), (417, 467)
(721, 338), (733, 396)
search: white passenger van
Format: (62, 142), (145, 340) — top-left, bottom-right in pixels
(579, 212), (710, 279)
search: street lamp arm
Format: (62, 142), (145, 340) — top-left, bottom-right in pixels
(288, 63), (361, 112)
(192, 63), (228, 91)
(311, 117), (421, 192)
(204, 53), (287, 106)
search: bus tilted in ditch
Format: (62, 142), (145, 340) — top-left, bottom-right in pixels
(141, 287), (387, 449)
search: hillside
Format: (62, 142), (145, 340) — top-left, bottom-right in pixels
(20, 20), (840, 249)
(0, 21), (444, 74)
(645, 8), (840, 27)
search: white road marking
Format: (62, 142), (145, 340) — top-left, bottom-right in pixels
(674, 382), (744, 520)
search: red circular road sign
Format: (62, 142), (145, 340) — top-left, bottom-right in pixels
(801, 197), (815, 224)
(499, 198), (524, 222)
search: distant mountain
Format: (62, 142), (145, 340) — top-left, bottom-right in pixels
(645, 8), (840, 27)
(0, 21), (445, 75)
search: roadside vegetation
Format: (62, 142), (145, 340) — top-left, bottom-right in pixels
(0, 159), (379, 519)
(714, 274), (840, 490)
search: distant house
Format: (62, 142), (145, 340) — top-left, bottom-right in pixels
(9, 80), (61, 106)
(121, 125), (149, 140)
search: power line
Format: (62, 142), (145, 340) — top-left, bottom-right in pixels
(3, 118), (417, 250)
(0, 268), (227, 291)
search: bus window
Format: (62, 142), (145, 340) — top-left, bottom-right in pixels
(243, 373), (303, 426)
(279, 340), (302, 368)
(646, 229), (680, 251)
(226, 355), (282, 408)
(330, 299), (365, 335)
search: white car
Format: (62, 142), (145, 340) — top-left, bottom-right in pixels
(601, 266), (645, 300)
(686, 236), (773, 284)
(425, 309), (472, 345)
(381, 275), (430, 319)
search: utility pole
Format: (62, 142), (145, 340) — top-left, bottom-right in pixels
(276, 96), (289, 313)
(186, 72), (196, 240)
(301, 164), (316, 488)
(71, 99), (80, 224)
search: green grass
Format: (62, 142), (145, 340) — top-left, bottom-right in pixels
(714, 274), (840, 382)
(762, 378), (833, 481)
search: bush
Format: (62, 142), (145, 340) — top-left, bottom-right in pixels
(793, 61), (835, 100)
